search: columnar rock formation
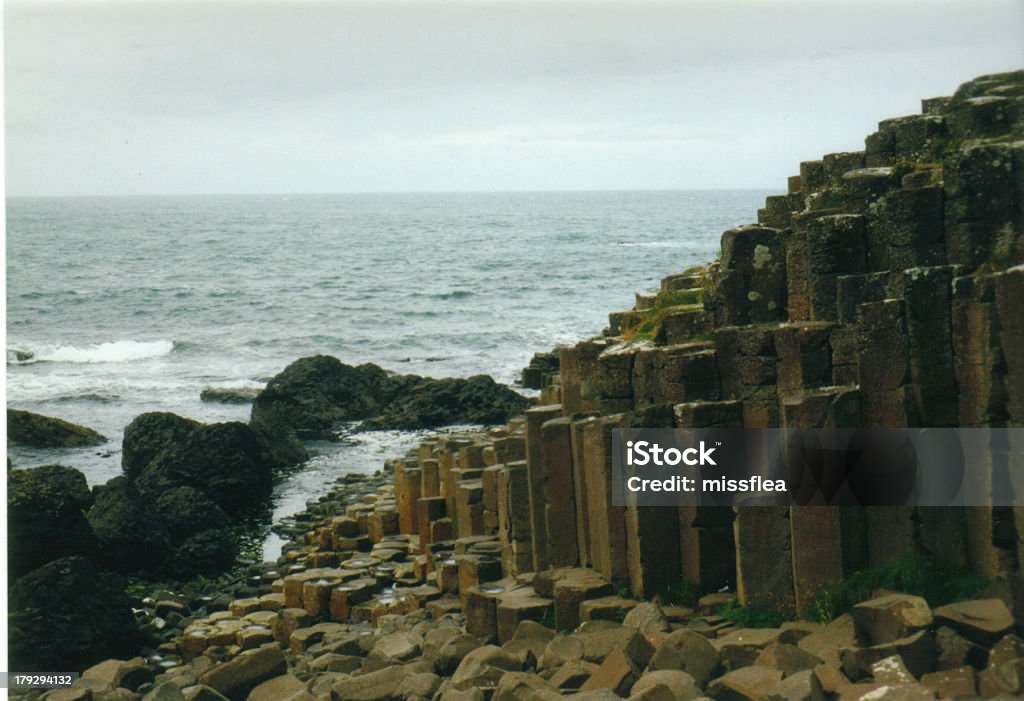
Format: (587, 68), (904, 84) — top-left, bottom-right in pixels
(396, 69), (1024, 620)
(12, 71), (1024, 700)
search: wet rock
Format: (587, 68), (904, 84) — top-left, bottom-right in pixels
(134, 422), (277, 516)
(9, 556), (141, 673)
(251, 355), (528, 437)
(87, 476), (171, 572)
(122, 412), (200, 478)
(250, 355), (395, 439)
(165, 529), (239, 578)
(154, 486), (231, 542)
(8, 464), (96, 578)
(200, 387), (261, 404)
(7, 408), (107, 448)
(361, 375), (530, 431)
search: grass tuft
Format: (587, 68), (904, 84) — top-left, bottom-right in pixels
(803, 553), (988, 623)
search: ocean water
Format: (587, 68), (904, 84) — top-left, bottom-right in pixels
(6, 190), (768, 557)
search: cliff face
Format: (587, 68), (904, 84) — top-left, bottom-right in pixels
(394, 70), (1024, 621)
(128, 72), (1024, 700)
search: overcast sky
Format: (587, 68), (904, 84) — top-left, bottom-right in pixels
(5, 0), (1023, 196)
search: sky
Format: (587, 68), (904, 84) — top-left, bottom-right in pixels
(4, 0), (1024, 196)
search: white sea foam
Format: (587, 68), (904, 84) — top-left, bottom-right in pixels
(9, 339), (175, 365)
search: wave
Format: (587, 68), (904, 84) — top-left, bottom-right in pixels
(7, 339), (176, 365)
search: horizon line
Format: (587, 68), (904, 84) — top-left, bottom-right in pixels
(5, 186), (778, 199)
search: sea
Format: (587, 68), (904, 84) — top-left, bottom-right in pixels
(6, 190), (769, 558)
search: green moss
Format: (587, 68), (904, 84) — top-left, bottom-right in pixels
(803, 554), (988, 623)
(820, 187), (848, 209)
(622, 285), (705, 342)
(716, 598), (788, 629)
(657, 579), (700, 607)
(891, 161), (916, 181)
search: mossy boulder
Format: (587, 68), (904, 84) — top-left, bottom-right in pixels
(8, 464), (96, 579)
(154, 485), (232, 542)
(361, 374), (531, 430)
(122, 411), (200, 478)
(7, 408), (107, 448)
(249, 355), (400, 439)
(251, 355), (529, 437)
(86, 476), (171, 572)
(164, 528), (239, 578)
(133, 422), (277, 516)
(9, 556), (141, 673)
(200, 386), (262, 404)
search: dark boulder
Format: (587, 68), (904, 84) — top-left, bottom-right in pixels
(251, 355), (530, 436)
(87, 476), (171, 572)
(8, 464), (96, 579)
(200, 386), (262, 404)
(122, 412), (200, 478)
(249, 355), (396, 439)
(134, 422), (276, 516)
(362, 374), (531, 430)
(9, 556), (141, 673)
(249, 418), (309, 468)
(164, 529), (239, 578)
(155, 486), (231, 543)
(7, 408), (107, 448)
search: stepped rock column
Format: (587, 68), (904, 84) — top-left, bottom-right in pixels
(674, 400), (742, 593)
(580, 414), (631, 586)
(525, 404), (563, 571)
(735, 505), (796, 617)
(540, 417), (579, 567)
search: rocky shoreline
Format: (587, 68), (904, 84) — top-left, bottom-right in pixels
(15, 430), (1022, 701)
(9, 70), (1024, 700)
